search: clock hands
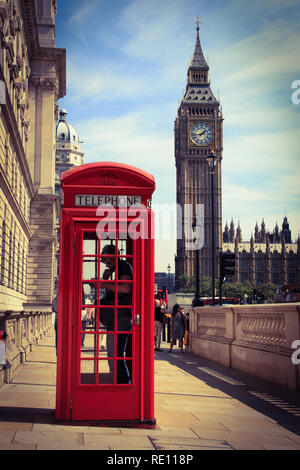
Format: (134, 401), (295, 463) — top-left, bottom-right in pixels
(195, 130), (207, 138)
(190, 123), (212, 144)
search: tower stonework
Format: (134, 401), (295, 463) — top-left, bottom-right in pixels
(175, 22), (223, 290)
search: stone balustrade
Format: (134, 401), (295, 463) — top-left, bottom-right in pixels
(0, 310), (53, 386)
(189, 303), (300, 391)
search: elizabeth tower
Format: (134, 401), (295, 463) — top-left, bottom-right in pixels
(175, 21), (223, 290)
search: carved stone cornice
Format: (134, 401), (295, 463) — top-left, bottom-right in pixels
(20, 0), (39, 57)
(29, 75), (59, 96)
(31, 47), (66, 98)
(41, 77), (59, 93)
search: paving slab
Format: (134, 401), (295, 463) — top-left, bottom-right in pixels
(0, 421), (33, 431)
(120, 426), (198, 438)
(83, 434), (155, 450)
(0, 443), (37, 450)
(150, 435), (231, 449)
(13, 430), (85, 449)
(32, 423), (122, 434)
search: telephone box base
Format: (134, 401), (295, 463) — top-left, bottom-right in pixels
(55, 418), (157, 429)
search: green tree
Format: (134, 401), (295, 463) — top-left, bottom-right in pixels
(222, 281), (277, 303)
(178, 274), (195, 293)
(259, 283), (277, 303)
(178, 274), (277, 303)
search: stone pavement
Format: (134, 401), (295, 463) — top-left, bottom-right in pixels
(0, 328), (300, 450)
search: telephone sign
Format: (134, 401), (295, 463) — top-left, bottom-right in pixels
(75, 195), (142, 207)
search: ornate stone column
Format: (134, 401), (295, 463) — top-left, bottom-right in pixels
(249, 236), (255, 283)
(25, 47), (64, 307)
(281, 238), (288, 285)
(265, 236), (271, 284)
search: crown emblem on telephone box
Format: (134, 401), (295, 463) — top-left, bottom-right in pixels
(99, 174), (120, 186)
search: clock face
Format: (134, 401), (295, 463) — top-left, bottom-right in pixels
(190, 123), (213, 145)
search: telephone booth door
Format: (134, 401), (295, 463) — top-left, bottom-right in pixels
(71, 220), (143, 421)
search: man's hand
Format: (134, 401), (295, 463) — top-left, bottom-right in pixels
(102, 269), (112, 280)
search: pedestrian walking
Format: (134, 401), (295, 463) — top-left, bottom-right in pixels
(0, 331), (10, 368)
(81, 297), (95, 348)
(52, 294), (58, 353)
(168, 304), (187, 353)
(154, 298), (166, 351)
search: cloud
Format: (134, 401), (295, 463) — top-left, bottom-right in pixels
(68, 1), (101, 24)
(223, 128), (300, 176)
(223, 185), (276, 204)
(208, 3), (300, 106)
(221, 24), (300, 84)
(119, 0), (189, 61)
(66, 61), (146, 103)
(155, 238), (177, 272)
(224, 105), (299, 130)
(77, 111), (175, 188)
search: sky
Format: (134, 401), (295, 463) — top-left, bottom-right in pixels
(55, 0), (300, 273)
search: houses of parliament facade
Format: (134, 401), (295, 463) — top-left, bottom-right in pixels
(223, 217), (300, 286)
(175, 22), (300, 289)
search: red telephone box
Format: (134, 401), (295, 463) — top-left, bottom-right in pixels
(55, 162), (156, 425)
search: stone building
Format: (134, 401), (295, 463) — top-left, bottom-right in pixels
(0, 0), (66, 315)
(222, 218), (300, 285)
(175, 20), (223, 290)
(54, 108), (84, 286)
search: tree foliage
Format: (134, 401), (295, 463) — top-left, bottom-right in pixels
(178, 275), (277, 303)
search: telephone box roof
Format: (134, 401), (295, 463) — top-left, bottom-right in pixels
(61, 161), (155, 189)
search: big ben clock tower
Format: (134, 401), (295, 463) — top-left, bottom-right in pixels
(175, 20), (223, 290)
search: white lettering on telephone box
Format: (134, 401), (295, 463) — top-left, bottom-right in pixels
(75, 195), (142, 207)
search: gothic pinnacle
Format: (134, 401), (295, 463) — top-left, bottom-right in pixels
(190, 17), (209, 70)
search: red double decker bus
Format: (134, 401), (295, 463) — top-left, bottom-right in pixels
(202, 297), (241, 306)
(156, 289), (168, 307)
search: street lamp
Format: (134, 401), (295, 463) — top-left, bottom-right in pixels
(206, 149), (218, 306)
(167, 263), (171, 293)
(192, 217), (204, 307)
